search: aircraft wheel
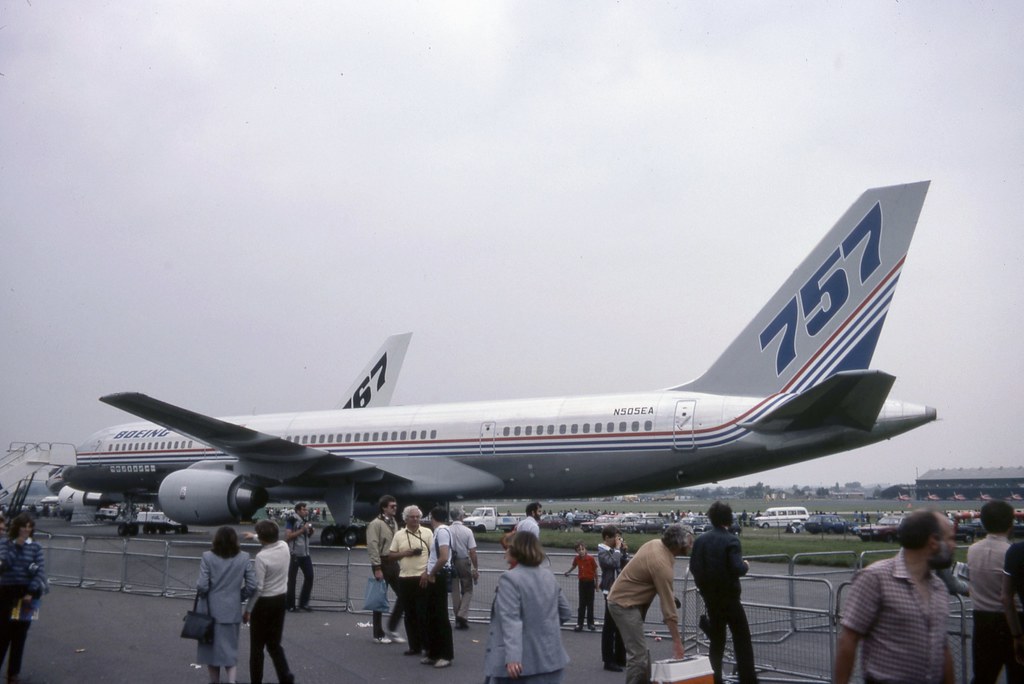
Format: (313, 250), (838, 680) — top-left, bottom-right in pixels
(320, 526), (339, 546)
(342, 526), (360, 548)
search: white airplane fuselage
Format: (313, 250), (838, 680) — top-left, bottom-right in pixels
(69, 389), (934, 504)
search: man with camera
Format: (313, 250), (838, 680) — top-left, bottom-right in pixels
(389, 505), (432, 657)
(284, 503), (315, 612)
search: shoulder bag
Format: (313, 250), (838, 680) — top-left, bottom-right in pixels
(181, 594), (214, 644)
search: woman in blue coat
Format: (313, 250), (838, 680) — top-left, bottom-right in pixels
(485, 532), (572, 683)
(196, 526), (257, 684)
(0, 512), (47, 684)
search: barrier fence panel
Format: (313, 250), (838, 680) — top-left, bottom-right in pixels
(41, 534), (86, 588)
(307, 545), (352, 611)
(80, 537), (129, 591)
(163, 540), (216, 598)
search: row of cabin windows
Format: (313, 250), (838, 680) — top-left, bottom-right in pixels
(109, 440), (194, 452)
(501, 420), (654, 437)
(105, 422), (649, 452)
(287, 430), (439, 446)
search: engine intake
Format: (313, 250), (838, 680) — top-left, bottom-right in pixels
(158, 469), (268, 524)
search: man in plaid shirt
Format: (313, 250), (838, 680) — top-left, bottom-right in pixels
(834, 509), (956, 684)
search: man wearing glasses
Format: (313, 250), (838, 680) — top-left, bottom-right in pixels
(366, 495), (405, 645)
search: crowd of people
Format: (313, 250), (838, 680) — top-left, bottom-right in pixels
(836, 502), (1024, 684)
(8, 495), (1024, 683)
(181, 498), (701, 684)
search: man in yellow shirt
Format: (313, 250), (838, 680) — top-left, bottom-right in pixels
(388, 505), (433, 656)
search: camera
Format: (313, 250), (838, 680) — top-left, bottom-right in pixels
(412, 547), (423, 556)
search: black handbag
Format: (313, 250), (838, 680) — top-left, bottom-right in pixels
(181, 594), (215, 644)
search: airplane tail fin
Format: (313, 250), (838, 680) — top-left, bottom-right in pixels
(673, 182), (929, 397)
(337, 333), (412, 409)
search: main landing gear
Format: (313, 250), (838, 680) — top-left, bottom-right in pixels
(320, 524), (366, 548)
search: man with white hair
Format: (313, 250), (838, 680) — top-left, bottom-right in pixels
(388, 505), (433, 656)
(448, 507), (479, 630)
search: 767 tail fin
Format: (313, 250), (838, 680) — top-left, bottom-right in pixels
(674, 181), (929, 397)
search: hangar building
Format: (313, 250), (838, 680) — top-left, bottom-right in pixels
(913, 466), (1024, 502)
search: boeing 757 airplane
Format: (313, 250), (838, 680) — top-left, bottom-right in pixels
(65, 182), (936, 545)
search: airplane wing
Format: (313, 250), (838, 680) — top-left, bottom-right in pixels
(99, 392), (504, 497)
(741, 370), (896, 433)
(100, 392), (326, 464)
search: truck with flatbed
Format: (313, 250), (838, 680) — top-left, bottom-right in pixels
(463, 506), (522, 533)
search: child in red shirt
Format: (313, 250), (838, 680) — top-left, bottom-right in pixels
(565, 541), (597, 631)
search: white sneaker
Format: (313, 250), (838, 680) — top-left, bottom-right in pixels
(373, 636), (393, 644)
(388, 631), (407, 644)
(434, 658), (452, 668)
(420, 657), (437, 665)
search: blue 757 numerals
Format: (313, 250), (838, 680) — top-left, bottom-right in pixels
(758, 203), (883, 376)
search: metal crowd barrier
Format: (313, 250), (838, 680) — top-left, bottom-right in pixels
(40, 537), (980, 683)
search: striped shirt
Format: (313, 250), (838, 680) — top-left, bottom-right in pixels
(841, 550), (948, 684)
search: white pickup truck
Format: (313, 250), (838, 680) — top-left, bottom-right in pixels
(463, 507), (522, 533)
(115, 511), (189, 536)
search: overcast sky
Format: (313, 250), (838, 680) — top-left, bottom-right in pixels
(2, 3), (1022, 491)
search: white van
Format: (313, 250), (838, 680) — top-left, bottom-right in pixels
(752, 507), (809, 529)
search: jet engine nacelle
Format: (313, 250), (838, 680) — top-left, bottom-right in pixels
(158, 469), (268, 525)
(58, 485), (121, 511)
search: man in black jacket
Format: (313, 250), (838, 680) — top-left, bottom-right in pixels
(597, 525), (628, 672)
(690, 501), (757, 684)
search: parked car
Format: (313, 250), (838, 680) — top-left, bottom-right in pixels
(613, 514), (645, 532)
(538, 514), (570, 531)
(858, 515), (905, 542)
(803, 514), (850, 534)
(960, 519), (1024, 540)
(570, 512), (595, 527)
(631, 516), (670, 534)
(581, 514), (622, 533)
(950, 518), (978, 543)
(681, 515), (712, 533)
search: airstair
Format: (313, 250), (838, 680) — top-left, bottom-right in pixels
(1, 442), (76, 514)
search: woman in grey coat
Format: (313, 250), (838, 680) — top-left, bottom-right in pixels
(196, 526), (257, 684)
(484, 532), (572, 683)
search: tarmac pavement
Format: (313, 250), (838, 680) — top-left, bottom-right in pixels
(22, 583), (674, 684)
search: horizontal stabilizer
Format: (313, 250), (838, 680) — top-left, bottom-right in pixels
(100, 392), (325, 463)
(741, 370), (896, 433)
